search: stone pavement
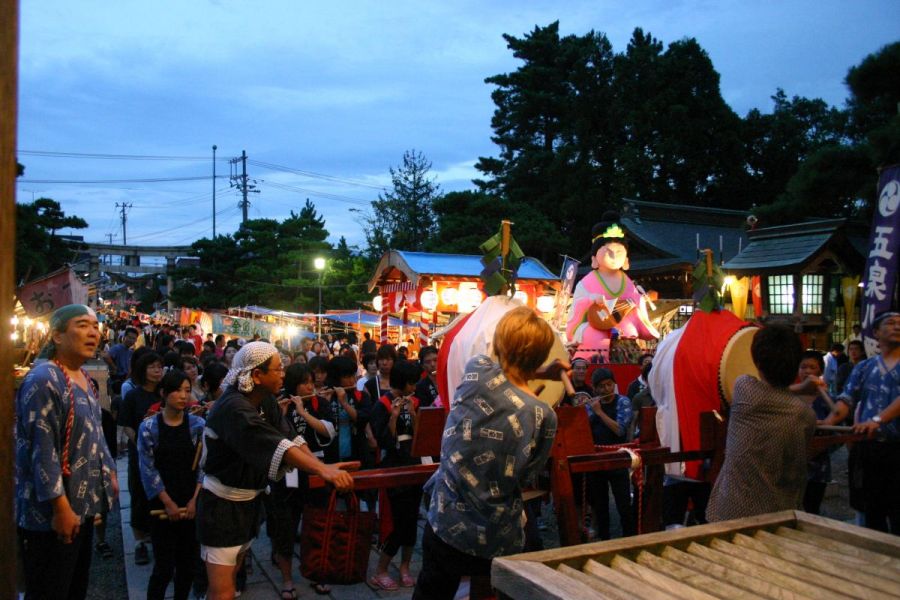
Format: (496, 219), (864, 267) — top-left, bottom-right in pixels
(116, 456), (470, 600)
(115, 446), (858, 599)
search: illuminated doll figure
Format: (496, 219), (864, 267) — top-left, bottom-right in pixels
(566, 213), (659, 361)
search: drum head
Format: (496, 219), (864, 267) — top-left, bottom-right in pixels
(719, 326), (759, 404)
(528, 333), (570, 407)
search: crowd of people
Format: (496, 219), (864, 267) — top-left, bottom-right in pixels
(13, 305), (900, 600)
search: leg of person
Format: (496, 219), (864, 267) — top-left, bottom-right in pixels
(861, 441), (900, 533)
(66, 521), (96, 600)
(19, 524), (94, 600)
(94, 509), (114, 559)
(589, 472), (612, 540)
(413, 523), (490, 600)
(395, 486), (424, 587)
(172, 520), (198, 600)
(522, 497), (544, 552)
(147, 517), (176, 600)
(609, 469), (635, 537)
(802, 480), (827, 515)
(128, 461), (152, 565)
(203, 543), (248, 600)
(662, 481), (688, 527)
(371, 487), (411, 590)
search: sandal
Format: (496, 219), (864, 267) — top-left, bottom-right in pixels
(310, 582), (330, 595)
(369, 573), (398, 591)
(400, 572), (416, 587)
(280, 588), (297, 600)
(95, 541), (113, 559)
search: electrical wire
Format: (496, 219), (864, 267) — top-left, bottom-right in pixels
(249, 159), (385, 191)
(18, 150), (225, 162)
(125, 205), (238, 242)
(18, 176), (225, 184)
(260, 179), (370, 206)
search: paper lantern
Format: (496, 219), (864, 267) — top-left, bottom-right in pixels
(458, 287), (485, 313)
(536, 295), (556, 314)
(420, 289), (438, 311)
(441, 287), (458, 307)
(372, 295), (383, 312)
(513, 290), (529, 305)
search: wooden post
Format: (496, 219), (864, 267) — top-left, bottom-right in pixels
(0, 0), (19, 596)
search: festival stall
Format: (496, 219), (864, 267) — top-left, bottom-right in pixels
(367, 249), (561, 346)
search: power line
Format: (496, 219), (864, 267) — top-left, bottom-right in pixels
(260, 179), (370, 206)
(126, 205), (238, 242)
(18, 149), (227, 162)
(17, 176), (225, 184)
(249, 159), (385, 191)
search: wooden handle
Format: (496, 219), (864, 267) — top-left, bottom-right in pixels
(501, 219), (511, 259)
(704, 249), (713, 277)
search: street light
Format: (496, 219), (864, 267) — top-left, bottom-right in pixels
(314, 257), (326, 338)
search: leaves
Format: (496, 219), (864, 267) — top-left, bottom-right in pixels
(170, 200), (369, 311)
(363, 150), (440, 261)
(15, 198), (87, 284)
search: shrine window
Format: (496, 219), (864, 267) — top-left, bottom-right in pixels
(801, 274), (824, 314)
(767, 275), (794, 314)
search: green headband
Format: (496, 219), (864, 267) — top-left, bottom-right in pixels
(38, 304), (96, 359)
(51, 304), (96, 332)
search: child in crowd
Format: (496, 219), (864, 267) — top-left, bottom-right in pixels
(369, 360), (425, 590)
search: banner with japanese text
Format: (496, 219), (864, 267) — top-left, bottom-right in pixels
(861, 163), (900, 355)
(16, 267), (89, 317)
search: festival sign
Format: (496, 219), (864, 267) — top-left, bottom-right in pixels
(16, 267), (89, 317)
(861, 163), (900, 355)
(211, 313), (274, 339)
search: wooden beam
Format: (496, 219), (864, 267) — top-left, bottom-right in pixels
(0, 0), (18, 597)
(307, 463), (437, 490)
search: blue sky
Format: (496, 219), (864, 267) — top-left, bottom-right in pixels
(16, 1), (900, 250)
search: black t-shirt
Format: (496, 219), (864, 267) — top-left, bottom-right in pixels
(118, 386), (160, 464)
(371, 391), (417, 467)
(415, 376), (439, 408)
(361, 339), (377, 355)
(286, 396), (335, 457)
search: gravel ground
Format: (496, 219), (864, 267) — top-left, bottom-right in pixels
(87, 504), (129, 600)
(85, 446), (855, 598)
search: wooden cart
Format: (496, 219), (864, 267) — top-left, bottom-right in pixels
(492, 510), (900, 599)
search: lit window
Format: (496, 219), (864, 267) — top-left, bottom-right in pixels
(802, 274), (824, 314)
(767, 275), (794, 314)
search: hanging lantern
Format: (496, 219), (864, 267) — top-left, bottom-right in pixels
(372, 295), (383, 312)
(458, 287), (485, 313)
(441, 287), (458, 307)
(536, 295), (556, 314)
(420, 289), (439, 312)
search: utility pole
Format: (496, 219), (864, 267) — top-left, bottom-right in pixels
(115, 202), (132, 245)
(212, 144), (217, 237)
(105, 233), (116, 265)
(230, 150), (257, 226)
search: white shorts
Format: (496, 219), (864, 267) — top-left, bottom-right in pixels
(200, 540), (254, 566)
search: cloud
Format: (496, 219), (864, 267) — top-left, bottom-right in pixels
(240, 84), (403, 112)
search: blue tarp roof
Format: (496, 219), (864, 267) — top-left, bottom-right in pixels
(397, 251), (556, 279)
(325, 311), (420, 328)
(368, 250), (558, 291)
(228, 306), (417, 328)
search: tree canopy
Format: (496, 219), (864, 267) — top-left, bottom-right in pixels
(363, 150), (440, 261)
(15, 197), (88, 284)
(470, 25), (898, 260)
(171, 200), (370, 311)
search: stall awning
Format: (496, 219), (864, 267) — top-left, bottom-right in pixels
(368, 250), (558, 292)
(324, 311), (421, 328)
